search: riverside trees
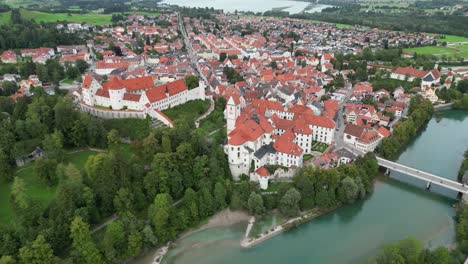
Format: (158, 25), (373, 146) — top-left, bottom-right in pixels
(379, 96), (434, 160)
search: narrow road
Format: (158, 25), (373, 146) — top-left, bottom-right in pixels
(177, 12), (214, 93)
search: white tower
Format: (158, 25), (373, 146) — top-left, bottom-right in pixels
(225, 95), (241, 135)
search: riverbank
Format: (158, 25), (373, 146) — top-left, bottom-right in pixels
(135, 209), (250, 264)
(241, 207), (338, 248)
(179, 209), (250, 240)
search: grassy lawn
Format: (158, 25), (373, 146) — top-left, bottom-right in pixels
(311, 142), (329, 153)
(403, 45), (468, 59)
(0, 9), (113, 25)
(260, 181), (291, 193)
(0, 11), (11, 24)
(162, 99), (210, 125)
(0, 149), (98, 226)
(1, 0), (61, 8)
(61, 79), (75, 85)
(437, 35), (468, 43)
(403, 46), (455, 55)
(0, 9), (161, 25)
(303, 154), (314, 162)
(199, 99), (225, 133)
(309, 19), (352, 28)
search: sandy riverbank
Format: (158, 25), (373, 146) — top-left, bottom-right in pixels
(179, 209), (250, 240)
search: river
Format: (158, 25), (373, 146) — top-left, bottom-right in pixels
(134, 109), (468, 264)
(159, 0), (332, 14)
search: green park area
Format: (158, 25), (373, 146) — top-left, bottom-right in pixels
(403, 44), (468, 59)
(0, 9), (161, 25)
(309, 19), (352, 28)
(437, 35), (468, 43)
(162, 99), (211, 124)
(0, 9), (113, 25)
(0, 149), (98, 225)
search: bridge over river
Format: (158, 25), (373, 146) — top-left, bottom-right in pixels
(377, 157), (468, 199)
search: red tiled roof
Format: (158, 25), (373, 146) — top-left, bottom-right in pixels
(377, 126), (391, 138)
(359, 130), (380, 144)
(144, 79), (187, 103)
(103, 76), (155, 91)
(95, 89), (109, 98)
(300, 112), (335, 129)
(273, 130), (303, 157)
(256, 166), (270, 177)
(394, 65), (427, 78)
(96, 61), (130, 69)
(344, 123), (365, 138)
(1, 50), (17, 61)
(123, 93), (141, 102)
(82, 75), (93, 89)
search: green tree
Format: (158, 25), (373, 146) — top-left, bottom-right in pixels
(0, 149), (12, 182)
(199, 187), (215, 218)
(214, 182), (227, 210)
(247, 192), (265, 216)
(183, 188), (199, 223)
(148, 193), (173, 242)
(70, 216), (105, 264)
(18, 235), (57, 264)
(34, 158), (58, 186)
(337, 177), (359, 204)
(219, 52), (227, 62)
(279, 188), (301, 217)
(184, 75), (199, 89)
(42, 131), (64, 162)
(75, 59), (89, 73)
(107, 129), (121, 150)
(113, 188), (134, 216)
(10, 177), (28, 210)
(103, 220), (126, 262)
(142, 224), (158, 247)
(293, 169), (315, 209)
(161, 134), (172, 153)
(127, 229), (143, 257)
(457, 80), (468, 94)
(0, 256), (15, 264)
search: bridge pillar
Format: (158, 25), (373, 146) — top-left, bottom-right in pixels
(462, 193), (468, 204)
(426, 182), (432, 190)
(385, 168), (390, 176)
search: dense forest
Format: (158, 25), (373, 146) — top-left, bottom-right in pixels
(285, 5), (468, 37)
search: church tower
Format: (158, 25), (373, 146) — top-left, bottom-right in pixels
(225, 95), (241, 135)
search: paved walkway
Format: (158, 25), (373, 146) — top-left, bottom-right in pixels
(195, 96), (215, 128)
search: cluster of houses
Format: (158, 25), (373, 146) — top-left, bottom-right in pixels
(3, 11), (468, 190)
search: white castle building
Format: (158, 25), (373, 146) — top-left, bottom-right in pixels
(74, 75), (206, 126)
(224, 96), (335, 187)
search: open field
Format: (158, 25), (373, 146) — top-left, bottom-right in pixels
(0, 9), (113, 24)
(0, 9), (161, 25)
(437, 35), (468, 43)
(309, 19), (352, 28)
(0, 149), (98, 225)
(403, 45), (468, 59)
(0, 0), (61, 8)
